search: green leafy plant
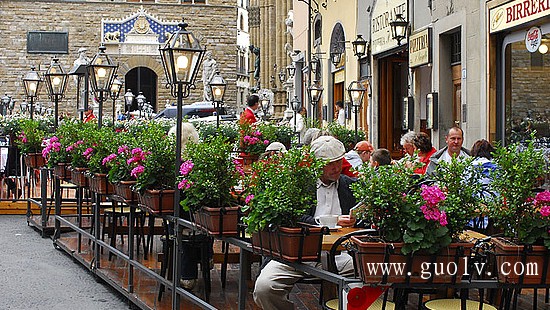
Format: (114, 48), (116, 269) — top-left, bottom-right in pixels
(66, 122), (97, 168)
(15, 119), (47, 154)
(488, 136), (549, 247)
(327, 121), (365, 151)
(351, 160), (454, 254)
(257, 123), (294, 149)
(197, 122), (239, 143)
(133, 126), (176, 192)
(86, 127), (118, 174)
(179, 136), (240, 212)
(242, 147), (325, 233)
(238, 122), (269, 155)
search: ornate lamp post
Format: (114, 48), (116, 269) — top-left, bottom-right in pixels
(44, 57), (68, 128)
(22, 66), (42, 120)
(352, 35), (368, 58)
(207, 70), (227, 128)
(124, 89), (135, 118)
(330, 49), (343, 67)
(390, 13), (409, 46)
(291, 95), (301, 143)
(159, 19), (204, 307)
(286, 63), (296, 79)
(308, 81), (323, 120)
(348, 81), (367, 143)
(88, 44), (118, 128)
(109, 75), (123, 122)
(1, 93), (11, 116)
(136, 92), (146, 118)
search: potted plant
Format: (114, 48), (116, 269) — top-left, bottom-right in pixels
(133, 125), (176, 214)
(103, 141), (147, 202)
(179, 136), (241, 236)
(238, 121), (269, 162)
(349, 159), (480, 283)
(242, 147), (327, 262)
(85, 126), (118, 194)
(15, 119), (48, 168)
(487, 137), (549, 284)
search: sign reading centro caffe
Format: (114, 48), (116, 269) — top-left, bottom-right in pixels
(489, 0), (550, 33)
(371, 0), (407, 55)
(409, 28), (432, 68)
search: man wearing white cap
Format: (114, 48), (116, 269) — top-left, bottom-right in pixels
(253, 135), (356, 310)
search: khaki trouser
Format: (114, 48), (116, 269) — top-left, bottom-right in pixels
(253, 253), (354, 310)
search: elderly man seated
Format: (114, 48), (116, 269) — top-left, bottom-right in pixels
(253, 135), (357, 310)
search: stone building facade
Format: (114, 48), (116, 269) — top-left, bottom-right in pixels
(0, 0), (242, 117)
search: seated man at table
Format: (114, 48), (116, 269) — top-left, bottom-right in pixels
(253, 135), (356, 310)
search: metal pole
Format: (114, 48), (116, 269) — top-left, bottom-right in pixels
(29, 96), (34, 120)
(216, 101), (221, 129)
(54, 95), (59, 128)
(98, 92), (103, 129)
(172, 82), (183, 310)
(112, 98), (116, 124)
(354, 105), (359, 143)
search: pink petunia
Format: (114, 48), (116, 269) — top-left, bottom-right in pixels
(245, 194), (254, 204)
(177, 179), (192, 190)
(421, 184), (446, 206)
(102, 153), (117, 166)
(118, 145), (129, 154)
(130, 165), (145, 178)
(535, 191), (550, 205)
(179, 160), (194, 176)
(83, 147), (94, 160)
(540, 206), (550, 217)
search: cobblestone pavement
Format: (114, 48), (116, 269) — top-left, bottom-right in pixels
(0, 215), (128, 310)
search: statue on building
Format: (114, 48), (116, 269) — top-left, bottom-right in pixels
(250, 45), (260, 86)
(202, 51), (217, 102)
(72, 48), (90, 86)
(285, 10), (294, 37)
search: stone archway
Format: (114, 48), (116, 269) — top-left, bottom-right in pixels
(118, 56), (164, 111)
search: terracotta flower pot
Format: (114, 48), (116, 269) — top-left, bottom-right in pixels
(71, 167), (89, 187)
(114, 180), (137, 203)
(24, 153), (46, 169)
(252, 226), (326, 262)
(54, 163), (72, 180)
(492, 237), (550, 284)
(138, 189), (175, 214)
(193, 205), (240, 236)
(351, 235), (473, 284)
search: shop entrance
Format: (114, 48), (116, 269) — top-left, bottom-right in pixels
(378, 55), (408, 158)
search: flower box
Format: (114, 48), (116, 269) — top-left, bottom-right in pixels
(351, 235), (473, 284)
(88, 173), (114, 194)
(70, 167), (89, 187)
(251, 226), (327, 262)
(24, 153), (46, 169)
(114, 180), (137, 203)
(138, 189), (175, 215)
(193, 205), (240, 236)
(53, 163), (71, 180)
(492, 237), (550, 284)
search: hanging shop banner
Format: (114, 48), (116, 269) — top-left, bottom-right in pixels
(489, 0), (550, 33)
(371, 0), (407, 55)
(409, 28), (432, 68)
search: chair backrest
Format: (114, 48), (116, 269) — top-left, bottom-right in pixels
(4, 146), (22, 177)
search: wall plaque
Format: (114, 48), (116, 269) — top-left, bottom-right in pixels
(27, 31), (69, 54)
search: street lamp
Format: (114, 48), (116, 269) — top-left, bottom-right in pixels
(330, 49), (343, 67)
(207, 70), (227, 128)
(136, 92), (146, 118)
(278, 69), (286, 84)
(159, 19), (204, 302)
(22, 66), (42, 120)
(124, 89), (135, 118)
(44, 57), (68, 128)
(348, 80), (367, 143)
(390, 13), (409, 46)
(310, 55), (321, 77)
(1, 93), (11, 116)
(109, 75), (123, 122)
(88, 44), (118, 128)
(287, 63), (296, 79)
(308, 81), (323, 120)
(352, 35), (368, 58)
(291, 95), (301, 143)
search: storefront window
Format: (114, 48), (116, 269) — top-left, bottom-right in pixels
(504, 32), (549, 145)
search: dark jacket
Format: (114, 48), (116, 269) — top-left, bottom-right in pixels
(300, 174), (357, 225)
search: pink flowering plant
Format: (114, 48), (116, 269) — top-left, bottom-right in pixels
(104, 140), (150, 184)
(238, 122), (269, 155)
(351, 160), (456, 254)
(15, 119), (47, 154)
(179, 136), (240, 212)
(488, 137), (549, 248)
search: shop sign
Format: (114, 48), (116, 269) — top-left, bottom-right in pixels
(409, 28), (432, 68)
(371, 0), (407, 55)
(525, 27), (542, 52)
(489, 0), (550, 33)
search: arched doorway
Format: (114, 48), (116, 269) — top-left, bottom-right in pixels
(125, 67), (157, 111)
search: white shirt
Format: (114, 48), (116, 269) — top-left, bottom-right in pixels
(440, 149), (469, 163)
(337, 108), (345, 126)
(315, 179), (342, 217)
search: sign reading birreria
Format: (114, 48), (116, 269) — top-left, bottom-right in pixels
(27, 31), (69, 54)
(489, 0), (550, 33)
